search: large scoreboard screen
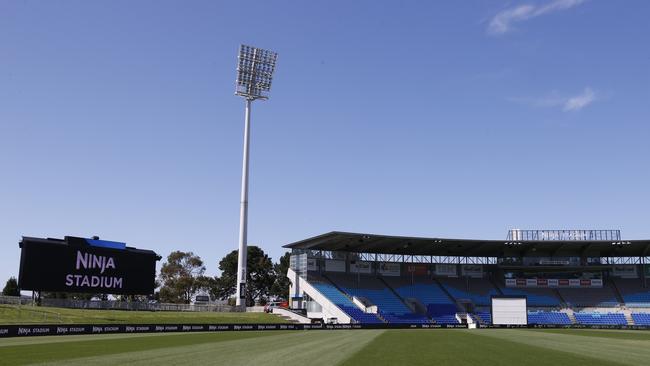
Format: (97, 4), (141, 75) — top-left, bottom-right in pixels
(18, 236), (160, 295)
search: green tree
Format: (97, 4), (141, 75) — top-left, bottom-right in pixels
(2, 277), (19, 296)
(159, 251), (206, 304)
(210, 246), (276, 306)
(271, 252), (291, 300)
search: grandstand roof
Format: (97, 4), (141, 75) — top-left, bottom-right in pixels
(283, 231), (650, 257)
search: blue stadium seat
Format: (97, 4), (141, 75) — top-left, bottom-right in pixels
(623, 293), (650, 306)
(341, 286), (431, 324)
(631, 313), (650, 325)
(574, 312), (627, 325)
(473, 311), (492, 324)
(392, 282), (459, 324)
(500, 288), (560, 306)
(613, 279), (650, 307)
(527, 311), (571, 325)
(310, 282), (384, 323)
(440, 286), (498, 306)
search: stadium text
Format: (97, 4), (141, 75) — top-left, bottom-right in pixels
(76, 250), (115, 274)
(64, 250), (124, 290)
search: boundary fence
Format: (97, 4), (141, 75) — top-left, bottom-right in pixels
(0, 323), (464, 338)
(0, 295), (31, 306)
(3, 322), (650, 338)
(39, 298), (240, 312)
(0, 296), (240, 312)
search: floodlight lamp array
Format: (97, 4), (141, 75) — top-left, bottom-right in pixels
(236, 45), (278, 100)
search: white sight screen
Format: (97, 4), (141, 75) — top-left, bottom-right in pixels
(491, 298), (527, 325)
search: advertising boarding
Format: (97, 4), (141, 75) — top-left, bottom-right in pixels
(505, 278), (603, 288)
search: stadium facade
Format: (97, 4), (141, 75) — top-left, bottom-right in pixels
(284, 229), (650, 326)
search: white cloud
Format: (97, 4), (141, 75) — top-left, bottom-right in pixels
(488, 0), (587, 35)
(508, 87), (597, 112)
(563, 87), (596, 111)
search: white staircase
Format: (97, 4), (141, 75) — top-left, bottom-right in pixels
(287, 268), (353, 323)
(561, 308), (577, 324)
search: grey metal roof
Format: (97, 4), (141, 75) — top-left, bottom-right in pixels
(283, 231), (650, 257)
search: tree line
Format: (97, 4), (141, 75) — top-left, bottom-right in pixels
(2, 247), (291, 307)
(159, 247), (290, 306)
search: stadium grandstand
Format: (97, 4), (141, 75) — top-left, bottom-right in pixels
(284, 229), (650, 327)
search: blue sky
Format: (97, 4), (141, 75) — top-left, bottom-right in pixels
(1, 0), (649, 285)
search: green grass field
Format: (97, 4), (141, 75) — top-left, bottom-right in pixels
(0, 305), (287, 324)
(2, 328), (650, 365)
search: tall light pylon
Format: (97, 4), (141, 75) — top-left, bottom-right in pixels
(234, 45), (278, 306)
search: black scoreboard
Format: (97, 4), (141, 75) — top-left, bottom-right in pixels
(18, 236), (160, 295)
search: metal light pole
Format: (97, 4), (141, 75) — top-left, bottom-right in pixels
(234, 45), (278, 307)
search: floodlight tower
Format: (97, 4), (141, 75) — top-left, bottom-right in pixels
(234, 45), (278, 306)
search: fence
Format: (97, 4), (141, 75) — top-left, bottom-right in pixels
(0, 295), (32, 306)
(1, 295), (243, 312)
(38, 298), (242, 312)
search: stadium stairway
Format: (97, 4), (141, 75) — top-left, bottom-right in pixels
(473, 311), (491, 325)
(560, 309), (577, 324)
(624, 311), (634, 325)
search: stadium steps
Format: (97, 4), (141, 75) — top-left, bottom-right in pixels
(610, 281), (626, 305)
(469, 312), (488, 325)
(377, 276), (420, 315)
(561, 309), (577, 324)
(624, 310), (634, 325)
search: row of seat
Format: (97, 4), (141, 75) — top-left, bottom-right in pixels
(527, 311), (571, 325)
(309, 273), (650, 325)
(574, 312), (627, 325)
(631, 313), (650, 325)
(614, 279), (650, 306)
(330, 274), (431, 324)
(310, 281), (384, 323)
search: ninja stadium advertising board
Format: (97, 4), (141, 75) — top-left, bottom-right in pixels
(18, 236), (161, 295)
